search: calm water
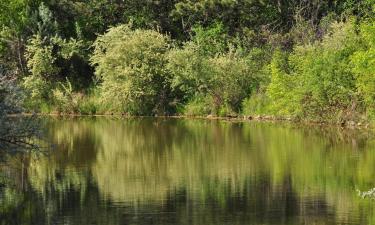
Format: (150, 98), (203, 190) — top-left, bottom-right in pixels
(1, 117), (375, 225)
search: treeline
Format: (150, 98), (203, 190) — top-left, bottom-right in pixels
(0, 0), (374, 123)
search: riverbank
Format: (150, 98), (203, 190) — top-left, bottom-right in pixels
(22, 112), (373, 130)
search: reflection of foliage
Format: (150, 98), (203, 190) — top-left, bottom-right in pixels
(2, 118), (374, 224)
(29, 158), (87, 196)
(0, 116), (41, 153)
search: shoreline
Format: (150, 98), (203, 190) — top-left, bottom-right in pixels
(16, 113), (373, 130)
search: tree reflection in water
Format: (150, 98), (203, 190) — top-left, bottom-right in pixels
(1, 117), (375, 225)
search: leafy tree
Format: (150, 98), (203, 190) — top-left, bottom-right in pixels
(91, 25), (173, 115)
(0, 0), (43, 74)
(190, 22), (229, 56)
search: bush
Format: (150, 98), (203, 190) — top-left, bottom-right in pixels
(168, 42), (259, 115)
(22, 34), (56, 110)
(267, 21), (361, 122)
(78, 97), (98, 115)
(204, 52), (253, 114)
(266, 50), (300, 116)
(91, 24), (173, 115)
(351, 21), (375, 116)
(182, 95), (212, 116)
(22, 74), (51, 110)
(78, 89), (101, 115)
(242, 92), (270, 116)
(167, 42), (204, 101)
(52, 79), (82, 113)
(22, 32), (87, 112)
(25, 34), (58, 78)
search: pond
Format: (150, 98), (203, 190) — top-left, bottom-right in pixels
(1, 117), (375, 225)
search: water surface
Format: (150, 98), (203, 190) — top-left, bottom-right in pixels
(1, 117), (375, 225)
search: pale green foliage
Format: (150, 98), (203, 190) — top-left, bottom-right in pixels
(91, 25), (172, 115)
(22, 75), (50, 108)
(52, 78), (82, 113)
(25, 34), (57, 78)
(53, 82), (100, 114)
(37, 2), (58, 38)
(78, 94), (100, 115)
(23, 34), (55, 109)
(23, 32), (87, 112)
(52, 36), (86, 59)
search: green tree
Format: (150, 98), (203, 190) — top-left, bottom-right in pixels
(0, 0), (43, 74)
(91, 25), (173, 115)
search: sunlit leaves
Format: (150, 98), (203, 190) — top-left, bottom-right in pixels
(91, 25), (172, 115)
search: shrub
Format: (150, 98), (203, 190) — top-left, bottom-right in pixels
(182, 95), (212, 116)
(167, 42), (205, 101)
(22, 74), (51, 110)
(242, 92), (270, 116)
(266, 50), (300, 116)
(22, 34), (56, 110)
(267, 21), (361, 122)
(204, 52), (253, 114)
(91, 24), (172, 115)
(78, 89), (101, 115)
(78, 97), (98, 115)
(351, 21), (375, 116)
(25, 34), (58, 78)
(52, 79), (82, 113)
(168, 43), (258, 115)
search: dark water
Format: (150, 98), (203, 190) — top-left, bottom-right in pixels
(1, 117), (375, 225)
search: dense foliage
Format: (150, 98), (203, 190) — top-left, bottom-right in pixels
(0, 0), (374, 123)
(91, 25), (173, 115)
